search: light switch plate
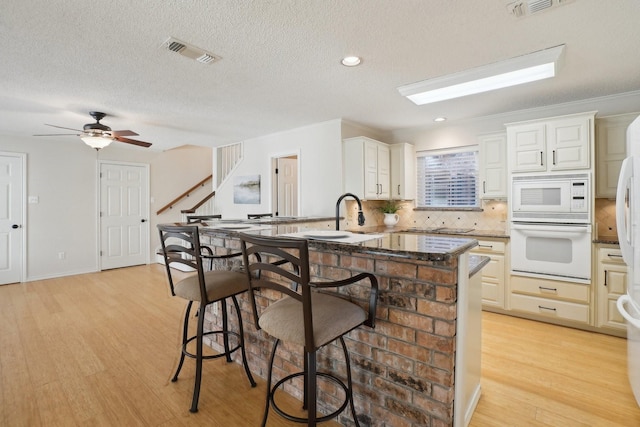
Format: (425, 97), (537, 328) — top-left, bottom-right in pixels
(28, 196), (39, 204)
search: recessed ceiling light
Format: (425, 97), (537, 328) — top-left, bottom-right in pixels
(341, 56), (362, 67)
(434, 117), (447, 122)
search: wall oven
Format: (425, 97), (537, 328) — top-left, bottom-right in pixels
(510, 172), (592, 284)
(510, 222), (592, 284)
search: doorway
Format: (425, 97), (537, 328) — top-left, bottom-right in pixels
(271, 154), (299, 217)
(99, 161), (150, 270)
(0, 152), (26, 285)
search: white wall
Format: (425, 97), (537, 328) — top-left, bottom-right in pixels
(214, 120), (344, 218)
(0, 136), (211, 281)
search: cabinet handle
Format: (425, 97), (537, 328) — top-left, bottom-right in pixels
(540, 151), (544, 166)
(538, 286), (557, 292)
(608, 254), (623, 258)
(552, 150), (556, 165)
(483, 181), (486, 194)
(604, 270), (608, 287)
(397, 184), (400, 195)
(538, 305), (557, 312)
(478, 244), (493, 249)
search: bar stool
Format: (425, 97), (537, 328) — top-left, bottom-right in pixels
(158, 224), (256, 413)
(239, 233), (378, 426)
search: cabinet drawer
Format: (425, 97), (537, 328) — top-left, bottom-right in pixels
(599, 247), (624, 265)
(511, 275), (589, 303)
(510, 294), (590, 323)
(472, 240), (505, 254)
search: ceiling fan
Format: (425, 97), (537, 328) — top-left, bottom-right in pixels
(34, 111), (152, 150)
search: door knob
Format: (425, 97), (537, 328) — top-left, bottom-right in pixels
(141, 219), (147, 223)
(11, 224), (20, 229)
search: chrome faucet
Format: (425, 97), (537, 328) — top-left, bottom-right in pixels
(335, 193), (365, 230)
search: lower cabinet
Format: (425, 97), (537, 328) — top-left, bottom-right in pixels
(509, 275), (591, 324)
(596, 244), (627, 332)
(470, 238), (507, 309)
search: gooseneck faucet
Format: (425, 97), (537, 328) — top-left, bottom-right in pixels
(335, 193), (365, 230)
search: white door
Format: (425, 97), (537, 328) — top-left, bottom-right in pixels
(100, 162), (149, 270)
(276, 157), (298, 216)
(0, 153), (24, 285)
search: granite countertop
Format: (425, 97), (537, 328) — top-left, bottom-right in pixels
(350, 225), (509, 239)
(198, 223), (479, 262)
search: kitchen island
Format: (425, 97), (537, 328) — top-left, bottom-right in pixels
(196, 222), (485, 427)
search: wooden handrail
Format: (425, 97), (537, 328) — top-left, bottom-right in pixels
(181, 191), (216, 214)
(156, 175), (213, 215)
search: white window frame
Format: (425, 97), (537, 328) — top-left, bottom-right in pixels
(416, 146), (479, 209)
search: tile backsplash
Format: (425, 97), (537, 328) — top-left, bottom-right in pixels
(345, 199), (508, 232)
(595, 198), (617, 240)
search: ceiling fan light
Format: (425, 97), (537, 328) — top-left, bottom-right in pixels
(81, 135), (113, 150)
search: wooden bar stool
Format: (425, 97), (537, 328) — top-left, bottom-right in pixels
(239, 233), (378, 426)
(158, 224), (256, 413)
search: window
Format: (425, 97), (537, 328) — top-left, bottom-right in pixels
(416, 147), (479, 208)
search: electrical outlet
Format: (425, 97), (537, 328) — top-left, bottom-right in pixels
(58, 252), (65, 260)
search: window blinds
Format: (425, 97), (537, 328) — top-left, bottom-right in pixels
(416, 149), (478, 207)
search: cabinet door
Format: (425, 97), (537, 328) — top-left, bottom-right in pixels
(508, 123), (546, 173)
(478, 133), (507, 199)
(597, 247), (628, 331)
(480, 254), (505, 308)
(377, 144), (391, 199)
(547, 116), (590, 170)
(390, 143), (416, 200)
(596, 115), (632, 198)
(363, 141), (380, 199)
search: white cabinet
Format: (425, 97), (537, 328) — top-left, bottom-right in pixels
(595, 114), (634, 198)
(343, 137), (390, 200)
(508, 112), (594, 173)
(596, 245), (627, 332)
(390, 143), (415, 200)
(478, 132), (507, 199)
(470, 238), (507, 309)
(509, 275), (591, 324)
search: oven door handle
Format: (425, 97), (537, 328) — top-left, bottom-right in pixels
(511, 223), (591, 236)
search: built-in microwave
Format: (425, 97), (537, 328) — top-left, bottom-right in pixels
(511, 173), (590, 223)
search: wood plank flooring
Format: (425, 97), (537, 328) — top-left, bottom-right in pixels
(1, 264), (639, 426)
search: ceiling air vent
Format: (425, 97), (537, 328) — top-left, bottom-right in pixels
(506, 0), (573, 17)
(161, 37), (221, 65)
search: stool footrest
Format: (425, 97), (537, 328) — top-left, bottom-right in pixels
(270, 371), (349, 423)
(181, 330), (241, 360)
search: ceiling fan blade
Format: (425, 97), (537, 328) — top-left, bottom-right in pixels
(44, 124), (83, 132)
(114, 136), (152, 147)
(33, 133), (80, 136)
(111, 130), (139, 137)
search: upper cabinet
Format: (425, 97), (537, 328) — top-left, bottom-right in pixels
(595, 114), (635, 198)
(343, 136), (390, 200)
(390, 143), (416, 200)
(508, 112), (595, 173)
(478, 132), (507, 199)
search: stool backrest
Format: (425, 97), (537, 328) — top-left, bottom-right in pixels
(186, 214), (222, 223)
(239, 233), (317, 348)
(158, 225), (207, 301)
(247, 213), (273, 219)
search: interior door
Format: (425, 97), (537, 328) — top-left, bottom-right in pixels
(100, 162), (149, 270)
(0, 153), (24, 285)
(275, 156), (298, 216)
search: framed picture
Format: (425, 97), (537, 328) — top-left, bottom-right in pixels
(234, 175), (261, 204)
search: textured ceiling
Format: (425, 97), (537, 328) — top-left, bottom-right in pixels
(2, 0), (640, 151)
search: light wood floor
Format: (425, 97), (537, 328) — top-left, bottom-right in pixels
(1, 264), (640, 426)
